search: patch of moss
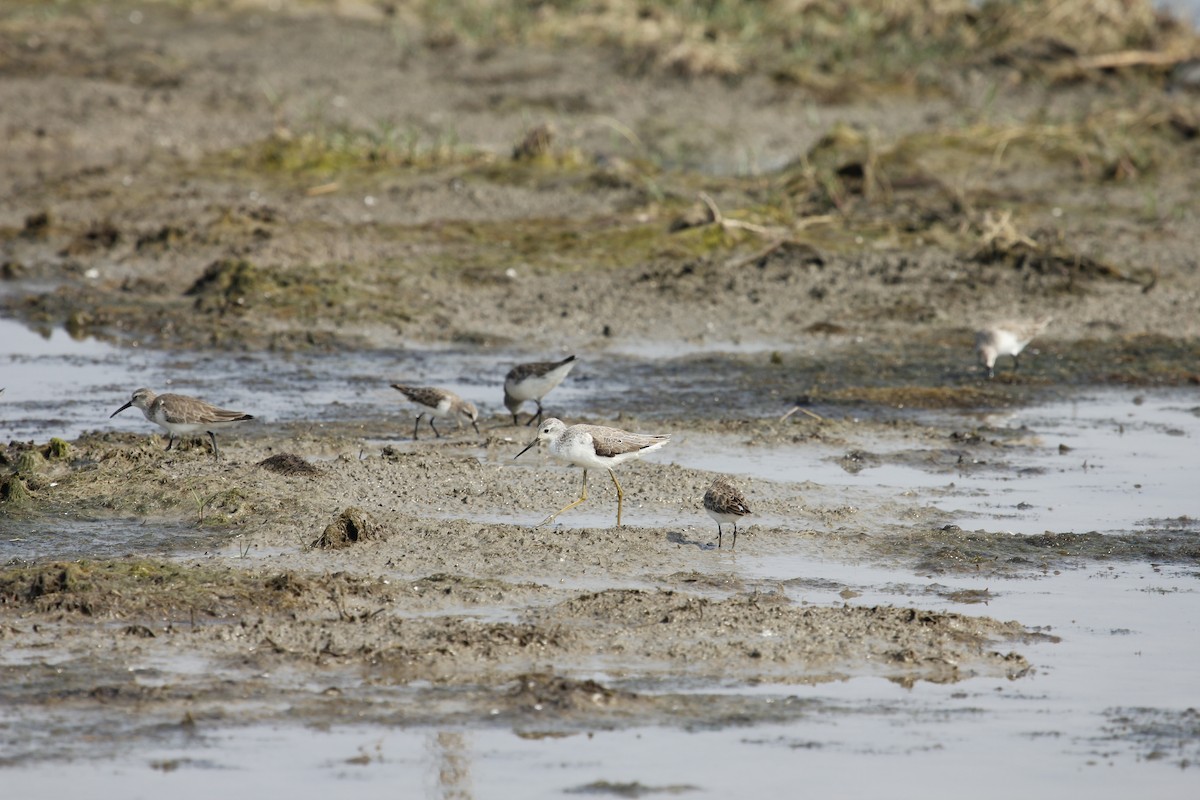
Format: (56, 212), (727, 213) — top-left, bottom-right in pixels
(14, 450), (45, 476)
(42, 438), (71, 460)
(829, 385), (1009, 410)
(221, 126), (489, 178)
(0, 475), (34, 508)
(413, 215), (715, 276)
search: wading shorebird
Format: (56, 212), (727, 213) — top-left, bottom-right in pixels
(975, 317), (1052, 379)
(110, 388), (253, 458)
(704, 476), (751, 549)
(503, 355), (576, 426)
(391, 384), (480, 441)
(514, 417), (669, 528)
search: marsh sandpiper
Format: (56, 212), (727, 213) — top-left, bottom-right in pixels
(514, 417), (669, 528)
(110, 388), (253, 458)
(391, 384), (480, 441)
(975, 316), (1051, 378)
(504, 355), (576, 426)
(704, 476), (751, 549)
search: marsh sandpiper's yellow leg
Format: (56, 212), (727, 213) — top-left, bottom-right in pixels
(538, 469), (589, 527)
(608, 469), (625, 528)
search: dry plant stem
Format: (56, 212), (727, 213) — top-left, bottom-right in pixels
(1073, 49), (1197, 70)
(780, 406), (826, 423)
(697, 192), (783, 237)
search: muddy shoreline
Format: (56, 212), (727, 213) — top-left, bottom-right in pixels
(2, 0), (1200, 783)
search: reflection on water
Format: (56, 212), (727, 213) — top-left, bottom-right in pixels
(0, 517), (229, 563)
(430, 731), (473, 800)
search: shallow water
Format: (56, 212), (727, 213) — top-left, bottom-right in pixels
(2, 562), (1196, 798)
(3, 318), (1199, 795)
(0, 516), (228, 562)
(1, 318), (788, 441)
(670, 391), (1200, 536)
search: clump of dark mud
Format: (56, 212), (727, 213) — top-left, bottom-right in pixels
(185, 259), (264, 314)
(508, 672), (639, 713)
(905, 527), (1200, 576)
(0, 560), (306, 619)
(257, 453), (322, 477)
(312, 507), (384, 549)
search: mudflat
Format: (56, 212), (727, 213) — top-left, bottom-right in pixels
(2, 0), (1199, 780)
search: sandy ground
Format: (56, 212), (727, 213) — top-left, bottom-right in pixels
(1, 0), (1199, 766)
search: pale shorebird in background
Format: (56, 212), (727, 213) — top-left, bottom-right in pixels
(391, 384), (479, 441)
(514, 417), (669, 528)
(975, 316), (1052, 378)
(704, 476), (751, 549)
(110, 388), (253, 458)
(504, 355), (576, 426)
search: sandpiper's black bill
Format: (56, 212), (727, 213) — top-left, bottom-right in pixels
(514, 440), (538, 459)
(110, 402), (134, 418)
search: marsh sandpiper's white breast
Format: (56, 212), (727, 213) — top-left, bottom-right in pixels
(514, 417), (669, 528)
(704, 475), (751, 549)
(503, 355), (576, 426)
(110, 388), (253, 459)
(391, 384), (480, 441)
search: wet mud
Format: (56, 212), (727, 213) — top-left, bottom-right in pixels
(2, 0), (1200, 789)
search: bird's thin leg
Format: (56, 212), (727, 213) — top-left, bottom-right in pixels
(430, 417), (442, 438)
(609, 469), (625, 528)
(511, 410), (521, 426)
(717, 524), (723, 549)
(527, 401), (543, 427)
(731, 522), (738, 550)
(412, 414), (423, 441)
(208, 431), (221, 460)
(538, 469), (588, 527)
(164, 436), (175, 452)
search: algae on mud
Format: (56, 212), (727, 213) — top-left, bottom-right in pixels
(1, 0), (1199, 787)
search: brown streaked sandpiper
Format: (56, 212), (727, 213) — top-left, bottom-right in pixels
(975, 316), (1051, 378)
(504, 355), (576, 426)
(514, 417), (669, 528)
(110, 388), (253, 458)
(391, 384), (480, 441)
(704, 476), (751, 549)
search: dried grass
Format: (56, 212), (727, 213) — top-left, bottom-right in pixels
(385, 0), (1197, 87)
